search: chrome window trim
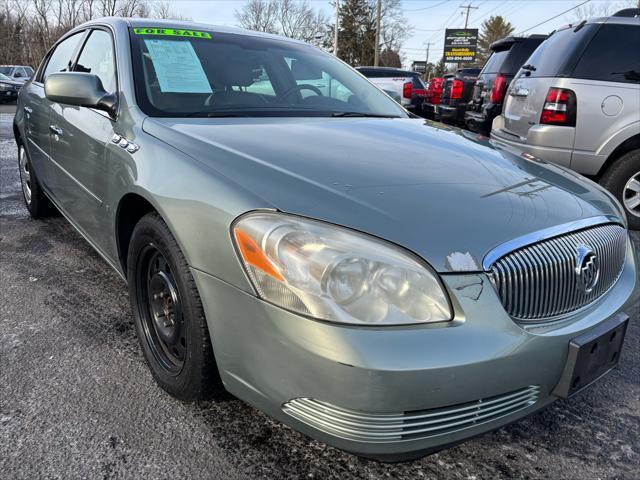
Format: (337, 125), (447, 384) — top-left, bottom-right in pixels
(482, 215), (624, 271)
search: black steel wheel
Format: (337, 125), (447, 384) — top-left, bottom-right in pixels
(137, 245), (186, 374)
(128, 212), (222, 400)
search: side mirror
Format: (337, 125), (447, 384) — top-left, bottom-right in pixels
(45, 72), (117, 117)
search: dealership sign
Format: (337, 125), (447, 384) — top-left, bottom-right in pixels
(444, 29), (478, 63)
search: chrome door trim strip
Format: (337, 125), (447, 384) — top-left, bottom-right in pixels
(28, 137), (103, 205)
(482, 215), (624, 271)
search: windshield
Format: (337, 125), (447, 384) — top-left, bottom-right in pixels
(129, 27), (407, 118)
(0, 67), (12, 76)
(0, 73), (11, 81)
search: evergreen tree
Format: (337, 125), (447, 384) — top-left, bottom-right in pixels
(477, 16), (514, 63)
(337, 0), (376, 66)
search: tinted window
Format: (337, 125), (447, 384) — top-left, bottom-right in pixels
(130, 29), (406, 118)
(481, 50), (509, 74)
(499, 39), (545, 74)
(572, 24), (640, 83)
(0, 67), (11, 75)
(14, 68), (26, 78)
(24, 66), (34, 76)
(74, 30), (116, 92)
(524, 25), (596, 77)
(43, 32), (84, 81)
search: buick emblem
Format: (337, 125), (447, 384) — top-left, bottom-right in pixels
(575, 245), (600, 294)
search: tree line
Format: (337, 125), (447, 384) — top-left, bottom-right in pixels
(236, 0), (411, 68)
(0, 0), (185, 68)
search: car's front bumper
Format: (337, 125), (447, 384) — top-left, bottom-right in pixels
(191, 237), (637, 460)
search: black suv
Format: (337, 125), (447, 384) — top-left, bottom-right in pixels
(465, 35), (547, 135)
(436, 68), (480, 125)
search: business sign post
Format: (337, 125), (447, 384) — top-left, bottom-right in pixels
(443, 29), (478, 63)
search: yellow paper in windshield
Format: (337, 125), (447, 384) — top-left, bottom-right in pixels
(143, 39), (212, 93)
(134, 28), (212, 39)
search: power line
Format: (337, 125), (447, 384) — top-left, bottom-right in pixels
(404, 0), (452, 13)
(517, 0), (591, 34)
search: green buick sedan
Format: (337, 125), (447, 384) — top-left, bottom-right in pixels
(13, 18), (638, 460)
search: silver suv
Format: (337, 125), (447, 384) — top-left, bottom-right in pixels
(491, 12), (640, 228)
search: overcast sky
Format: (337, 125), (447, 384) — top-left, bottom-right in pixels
(162, 0), (635, 67)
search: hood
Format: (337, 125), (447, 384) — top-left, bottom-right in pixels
(143, 117), (622, 272)
(0, 79), (21, 88)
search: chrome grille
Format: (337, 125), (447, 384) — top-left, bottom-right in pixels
(490, 223), (627, 321)
(283, 386), (540, 443)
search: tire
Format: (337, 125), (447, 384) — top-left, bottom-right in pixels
(127, 212), (222, 400)
(600, 150), (640, 230)
(18, 142), (55, 218)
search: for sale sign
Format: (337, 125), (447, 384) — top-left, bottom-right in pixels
(444, 29), (478, 63)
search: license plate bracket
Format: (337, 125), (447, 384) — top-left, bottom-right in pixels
(553, 313), (628, 398)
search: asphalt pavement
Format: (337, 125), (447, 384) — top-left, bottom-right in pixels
(1, 103), (639, 479)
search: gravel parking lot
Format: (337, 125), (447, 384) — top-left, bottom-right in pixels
(1, 103), (639, 479)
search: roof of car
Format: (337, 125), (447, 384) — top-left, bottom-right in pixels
(490, 34), (547, 51)
(78, 17), (307, 44)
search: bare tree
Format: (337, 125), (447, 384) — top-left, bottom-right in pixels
(235, 0), (278, 34)
(235, 0), (327, 44)
(0, 0), (188, 70)
(568, 0), (636, 22)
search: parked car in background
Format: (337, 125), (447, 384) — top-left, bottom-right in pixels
(0, 65), (34, 83)
(465, 35), (547, 135)
(423, 76), (445, 117)
(491, 11), (640, 228)
(436, 67), (480, 125)
(14, 17), (638, 461)
(0, 73), (22, 103)
(436, 68), (480, 125)
(356, 67), (427, 114)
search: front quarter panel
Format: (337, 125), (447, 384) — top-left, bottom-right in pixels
(107, 118), (266, 293)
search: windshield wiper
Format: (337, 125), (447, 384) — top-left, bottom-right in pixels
(331, 112), (400, 118)
(522, 64), (536, 71)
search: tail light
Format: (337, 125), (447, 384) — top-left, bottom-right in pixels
(490, 74), (507, 103)
(540, 87), (576, 126)
(451, 79), (463, 99)
(403, 81), (413, 99)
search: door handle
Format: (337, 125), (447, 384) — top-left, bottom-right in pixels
(49, 125), (63, 136)
(23, 106), (33, 114)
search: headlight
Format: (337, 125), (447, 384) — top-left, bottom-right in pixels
(0, 83), (10, 91)
(232, 212), (452, 326)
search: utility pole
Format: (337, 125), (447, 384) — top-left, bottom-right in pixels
(460, 3), (479, 29)
(334, 0), (339, 57)
(374, 0), (382, 66)
(425, 42), (430, 80)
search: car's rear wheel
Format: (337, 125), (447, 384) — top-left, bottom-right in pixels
(18, 143), (55, 218)
(600, 150), (640, 230)
(127, 212), (222, 400)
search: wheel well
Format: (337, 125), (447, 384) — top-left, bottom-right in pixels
(116, 193), (156, 273)
(598, 134), (640, 180)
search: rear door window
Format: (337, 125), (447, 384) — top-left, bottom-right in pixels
(572, 24), (640, 83)
(524, 24), (596, 78)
